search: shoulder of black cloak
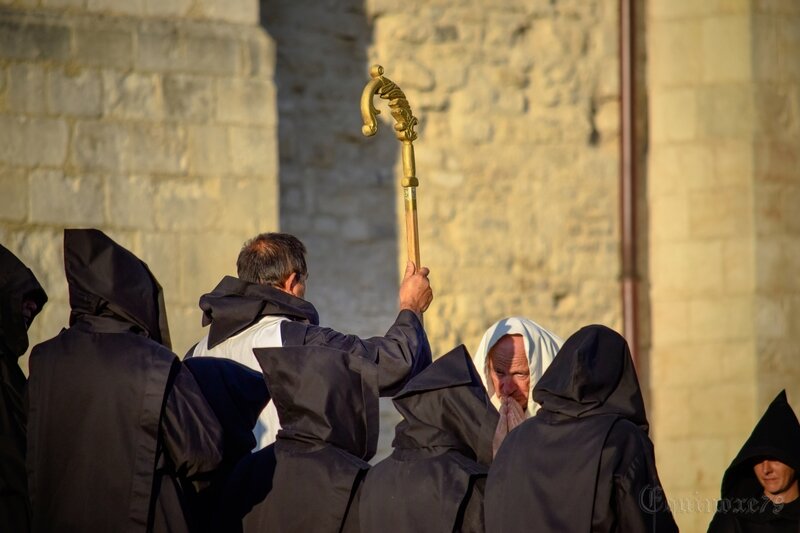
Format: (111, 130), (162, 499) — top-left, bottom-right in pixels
(392, 344), (476, 398)
(183, 357), (269, 460)
(390, 344), (498, 465)
(63, 228), (171, 349)
(721, 390), (800, 499)
(359, 449), (484, 533)
(0, 244), (47, 357)
(199, 276), (319, 349)
(253, 345), (379, 461)
(533, 324), (648, 431)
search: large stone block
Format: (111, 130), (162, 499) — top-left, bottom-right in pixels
(688, 186), (752, 238)
(229, 125), (277, 175)
(29, 170), (105, 225)
(0, 17), (71, 61)
(137, 25), (239, 75)
(74, 25), (134, 69)
(187, 125), (231, 175)
(0, 116), (68, 167)
(177, 231), (241, 304)
(649, 193), (690, 242)
(0, 166), (28, 222)
(143, 0), (191, 18)
(688, 296), (754, 342)
(107, 175), (155, 230)
(102, 71), (163, 120)
(7, 63), (46, 114)
(71, 120), (127, 172)
(193, 0), (258, 25)
(650, 88), (697, 143)
(216, 78), (274, 125)
(649, 20), (703, 87)
(217, 178), (276, 233)
(702, 16), (752, 83)
(163, 74), (214, 121)
(47, 66), (102, 117)
(86, 0), (143, 16)
(153, 177), (223, 231)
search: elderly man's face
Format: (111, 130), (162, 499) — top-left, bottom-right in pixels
(754, 459), (798, 502)
(488, 334), (530, 412)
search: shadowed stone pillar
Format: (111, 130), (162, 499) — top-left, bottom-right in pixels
(647, 1), (800, 531)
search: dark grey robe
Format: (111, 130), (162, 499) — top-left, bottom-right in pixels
(485, 324), (678, 533)
(359, 344), (498, 533)
(0, 244), (47, 533)
(218, 345), (380, 533)
(27, 229), (223, 533)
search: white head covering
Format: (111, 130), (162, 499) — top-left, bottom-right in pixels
(473, 316), (563, 416)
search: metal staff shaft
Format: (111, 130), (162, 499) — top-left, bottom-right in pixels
(360, 65), (421, 267)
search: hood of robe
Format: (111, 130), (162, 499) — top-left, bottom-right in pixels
(64, 229), (171, 348)
(720, 390), (800, 500)
(533, 324), (648, 432)
(473, 316), (562, 415)
(199, 275), (320, 349)
(183, 356), (269, 460)
(391, 344), (499, 466)
(0, 244), (47, 357)
(254, 345), (379, 461)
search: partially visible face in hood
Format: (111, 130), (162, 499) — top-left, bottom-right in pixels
(533, 324), (648, 431)
(0, 244), (48, 357)
(392, 344), (499, 466)
(254, 345), (380, 461)
(64, 229), (171, 348)
(721, 390), (800, 500)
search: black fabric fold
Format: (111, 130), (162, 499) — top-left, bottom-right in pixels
(0, 244), (47, 358)
(359, 344), (498, 533)
(64, 228), (171, 349)
(223, 345), (379, 532)
(198, 276), (319, 349)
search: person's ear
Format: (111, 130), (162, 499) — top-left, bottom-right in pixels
(280, 272), (298, 294)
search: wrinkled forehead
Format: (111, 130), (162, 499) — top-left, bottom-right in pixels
(488, 334), (530, 371)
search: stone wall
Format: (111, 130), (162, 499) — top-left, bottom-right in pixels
(0, 0), (278, 364)
(365, 0), (623, 356)
(647, 1), (800, 531)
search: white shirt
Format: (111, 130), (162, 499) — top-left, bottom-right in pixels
(192, 315), (288, 450)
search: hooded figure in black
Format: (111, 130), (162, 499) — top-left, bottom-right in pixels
(26, 229), (224, 533)
(0, 245), (47, 532)
(485, 324), (678, 533)
(218, 344), (380, 533)
(359, 344), (499, 533)
(708, 390), (800, 532)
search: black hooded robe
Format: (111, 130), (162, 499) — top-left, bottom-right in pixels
(485, 324), (678, 533)
(191, 276), (432, 396)
(26, 229), (223, 533)
(708, 390), (800, 533)
(359, 344), (499, 533)
(218, 345), (380, 533)
(0, 245), (47, 533)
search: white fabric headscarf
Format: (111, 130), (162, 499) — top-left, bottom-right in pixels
(473, 316), (563, 416)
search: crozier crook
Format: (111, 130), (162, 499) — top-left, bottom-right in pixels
(360, 64), (421, 269)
